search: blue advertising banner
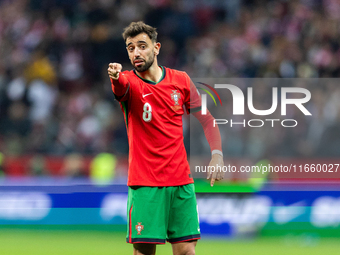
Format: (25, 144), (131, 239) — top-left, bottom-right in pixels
(0, 179), (340, 237)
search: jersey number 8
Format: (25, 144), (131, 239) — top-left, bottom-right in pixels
(143, 103), (152, 122)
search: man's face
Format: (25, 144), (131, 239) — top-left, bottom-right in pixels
(126, 33), (159, 72)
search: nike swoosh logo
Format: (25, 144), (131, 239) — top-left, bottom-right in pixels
(273, 201), (306, 225)
(142, 93), (153, 98)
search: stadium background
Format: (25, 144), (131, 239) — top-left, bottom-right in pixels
(1, 0), (340, 254)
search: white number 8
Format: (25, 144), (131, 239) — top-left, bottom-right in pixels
(143, 103), (152, 122)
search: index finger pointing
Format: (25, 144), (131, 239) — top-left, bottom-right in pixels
(210, 177), (215, 187)
(210, 171), (217, 187)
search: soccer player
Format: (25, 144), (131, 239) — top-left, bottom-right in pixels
(108, 21), (224, 255)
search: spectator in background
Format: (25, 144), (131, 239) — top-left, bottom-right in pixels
(28, 154), (47, 176)
(90, 152), (117, 185)
(61, 153), (86, 178)
(0, 152), (4, 177)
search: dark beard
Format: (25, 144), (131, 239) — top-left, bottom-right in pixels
(134, 57), (154, 72)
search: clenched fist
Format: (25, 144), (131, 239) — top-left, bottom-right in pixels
(108, 63), (122, 80)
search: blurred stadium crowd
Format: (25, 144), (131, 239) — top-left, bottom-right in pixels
(0, 0), (340, 172)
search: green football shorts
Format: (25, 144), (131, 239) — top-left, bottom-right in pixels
(126, 183), (201, 244)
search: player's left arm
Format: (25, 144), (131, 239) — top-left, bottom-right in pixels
(192, 110), (224, 186)
(183, 74), (224, 186)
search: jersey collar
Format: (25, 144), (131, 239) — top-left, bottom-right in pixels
(133, 66), (166, 85)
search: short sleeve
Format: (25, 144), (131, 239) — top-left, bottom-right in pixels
(184, 74), (201, 114)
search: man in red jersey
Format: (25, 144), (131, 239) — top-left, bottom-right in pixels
(108, 21), (223, 255)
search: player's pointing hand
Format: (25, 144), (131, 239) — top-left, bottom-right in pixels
(207, 154), (224, 187)
(108, 63), (122, 80)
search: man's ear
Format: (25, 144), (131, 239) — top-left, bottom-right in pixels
(154, 42), (161, 56)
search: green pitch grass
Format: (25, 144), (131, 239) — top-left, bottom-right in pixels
(0, 229), (339, 255)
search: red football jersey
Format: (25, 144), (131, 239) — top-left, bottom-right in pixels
(112, 66), (201, 186)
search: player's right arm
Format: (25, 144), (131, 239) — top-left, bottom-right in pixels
(108, 63), (130, 100)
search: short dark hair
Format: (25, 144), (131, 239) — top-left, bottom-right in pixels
(122, 21), (158, 43)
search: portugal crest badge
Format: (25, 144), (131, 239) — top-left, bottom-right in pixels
(171, 90), (181, 106)
(135, 222), (144, 235)
(171, 90), (182, 111)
